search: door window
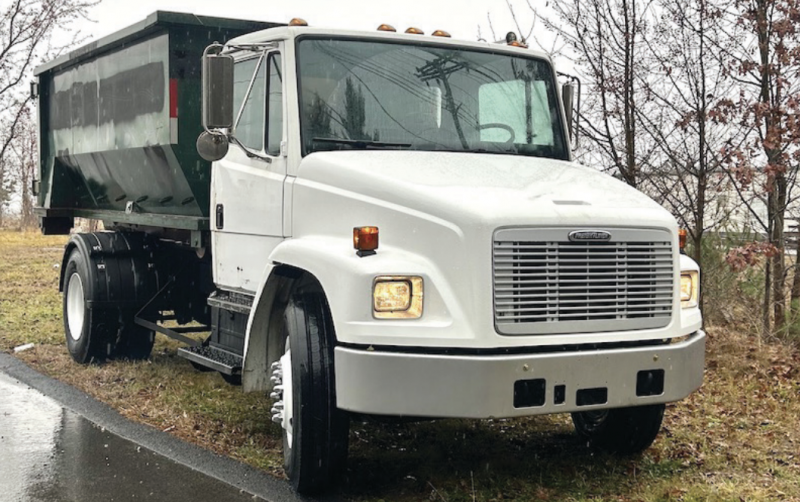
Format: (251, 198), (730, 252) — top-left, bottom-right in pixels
(233, 57), (266, 151)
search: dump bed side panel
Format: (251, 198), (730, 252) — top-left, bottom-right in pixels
(36, 13), (281, 231)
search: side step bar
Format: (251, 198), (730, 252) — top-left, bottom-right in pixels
(207, 290), (253, 315)
(178, 345), (243, 376)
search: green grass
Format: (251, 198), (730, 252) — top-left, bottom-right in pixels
(2, 229), (800, 501)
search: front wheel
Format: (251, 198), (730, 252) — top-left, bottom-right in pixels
(571, 404), (665, 455)
(274, 291), (349, 495)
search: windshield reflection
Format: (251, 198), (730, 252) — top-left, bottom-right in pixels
(297, 38), (568, 160)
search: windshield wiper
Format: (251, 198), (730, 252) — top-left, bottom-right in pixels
(312, 137), (412, 150)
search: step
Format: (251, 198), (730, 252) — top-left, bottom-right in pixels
(207, 290), (254, 315)
(177, 345), (243, 375)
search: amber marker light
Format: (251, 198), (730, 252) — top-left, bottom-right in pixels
(378, 24), (397, 32)
(405, 27), (424, 35)
(354, 227), (379, 257)
(289, 18), (308, 26)
(432, 30), (451, 38)
(508, 40), (528, 48)
(678, 228), (688, 250)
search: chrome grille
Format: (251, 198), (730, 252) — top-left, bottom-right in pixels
(493, 228), (674, 335)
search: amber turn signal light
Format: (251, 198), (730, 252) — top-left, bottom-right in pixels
(432, 30), (451, 38)
(354, 227), (379, 255)
(679, 229), (688, 250)
(405, 27), (424, 35)
(378, 24), (397, 32)
(289, 18), (308, 27)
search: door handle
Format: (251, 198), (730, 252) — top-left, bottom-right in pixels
(216, 204), (224, 230)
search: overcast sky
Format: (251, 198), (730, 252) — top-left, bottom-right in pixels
(77, 0), (542, 47)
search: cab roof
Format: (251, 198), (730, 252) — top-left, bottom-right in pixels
(227, 25), (553, 63)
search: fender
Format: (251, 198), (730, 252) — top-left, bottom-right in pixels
(58, 232), (157, 306)
(241, 235), (355, 392)
(240, 235), (455, 392)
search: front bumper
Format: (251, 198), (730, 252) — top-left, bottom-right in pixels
(334, 331), (705, 419)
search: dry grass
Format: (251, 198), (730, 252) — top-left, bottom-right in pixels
(2, 229), (800, 501)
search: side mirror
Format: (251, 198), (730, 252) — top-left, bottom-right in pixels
(561, 82), (576, 140)
(197, 131), (230, 162)
(202, 50), (235, 130)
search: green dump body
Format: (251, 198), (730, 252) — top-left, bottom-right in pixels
(35, 12), (280, 233)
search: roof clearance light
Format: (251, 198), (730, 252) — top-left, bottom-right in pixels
(405, 27), (424, 35)
(378, 24), (397, 32)
(289, 18), (308, 27)
(508, 40), (528, 48)
(432, 30), (451, 38)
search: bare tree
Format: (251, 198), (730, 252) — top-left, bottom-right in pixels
(713, 0), (800, 334)
(635, 0), (743, 285)
(0, 0), (98, 225)
(7, 106), (37, 227)
(534, 0), (659, 188)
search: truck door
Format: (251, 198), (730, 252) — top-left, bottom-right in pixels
(211, 47), (286, 293)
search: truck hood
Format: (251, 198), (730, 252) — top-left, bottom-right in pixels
(288, 150), (685, 350)
(295, 151), (674, 230)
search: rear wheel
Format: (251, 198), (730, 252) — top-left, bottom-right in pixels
(275, 291), (349, 495)
(63, 235), (157, 363)
(63, 250), (114, 363)
(220, 373), (242, 386)
(113, 324), (155, 360)
(572, 404), (665, 455)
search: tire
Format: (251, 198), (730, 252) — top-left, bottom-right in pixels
(220, 373), (242, 386)
(63, 250), (115, 363)
(281, 292), (349, 495)
(571, 404), (665, 455)
(190, 361), (215, 373)
(113, 324), (155, 360)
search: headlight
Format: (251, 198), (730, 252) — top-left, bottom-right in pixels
(373, 276), (423, 319)
(680, 271), (699, 309)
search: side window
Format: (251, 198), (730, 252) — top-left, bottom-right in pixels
(233, 57), (266, 151)
(266, 53), (283, 156)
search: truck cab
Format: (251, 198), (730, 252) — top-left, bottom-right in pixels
(36, 13), (704, 495)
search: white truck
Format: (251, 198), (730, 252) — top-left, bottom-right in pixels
(35, 12), (704, 494)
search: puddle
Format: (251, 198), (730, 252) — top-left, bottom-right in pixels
(0, 373), (261, 501)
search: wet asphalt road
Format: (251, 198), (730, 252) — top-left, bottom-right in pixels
(0, 353), (314, 502)
(0, 371), (262, 502)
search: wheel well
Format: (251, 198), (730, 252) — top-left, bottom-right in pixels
(242, 265), (327, 393)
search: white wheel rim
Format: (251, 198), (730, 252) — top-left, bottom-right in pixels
(281, 344), (294, 448)
(66, 273), (86, 341)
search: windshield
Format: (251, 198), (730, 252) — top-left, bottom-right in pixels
(296, 37), (569, 160)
